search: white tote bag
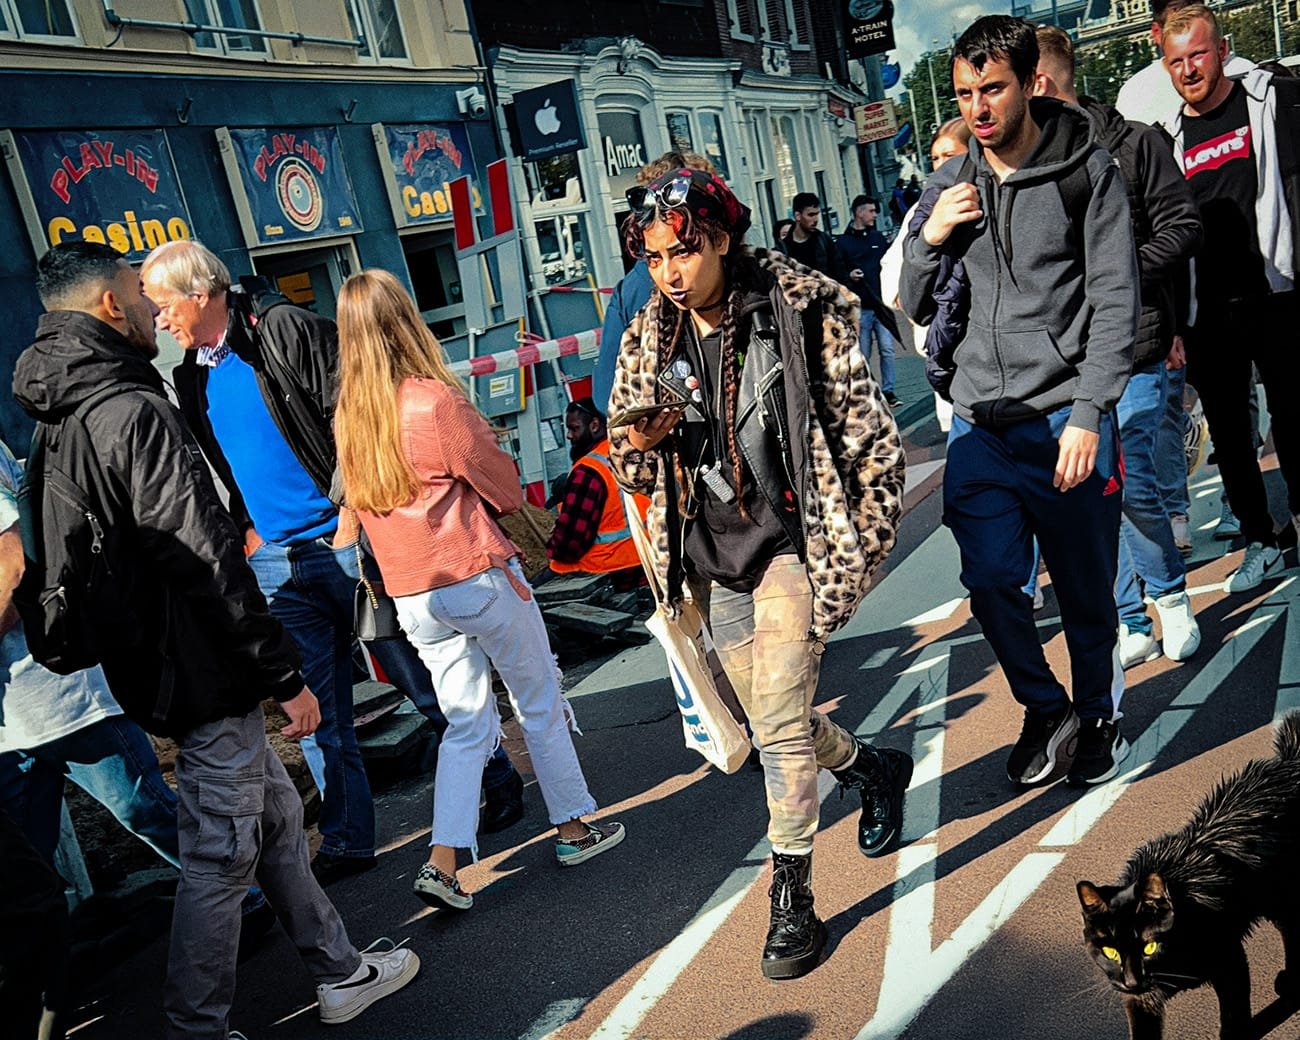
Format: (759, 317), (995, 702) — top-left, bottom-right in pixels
(625, 493), (751, 774)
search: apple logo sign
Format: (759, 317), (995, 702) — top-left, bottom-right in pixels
(535, 99), (562, 136)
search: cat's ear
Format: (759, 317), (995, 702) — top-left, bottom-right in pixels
(1077, 880), (1108, 915)
(1140, 873), (1174, 923)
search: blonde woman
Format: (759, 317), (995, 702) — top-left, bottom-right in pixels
(334, 270), (623, 911)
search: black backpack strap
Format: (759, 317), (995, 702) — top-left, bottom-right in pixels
(1057, 157), (1094, 258)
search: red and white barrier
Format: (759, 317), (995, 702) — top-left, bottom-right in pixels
(449, 328), (602, 378)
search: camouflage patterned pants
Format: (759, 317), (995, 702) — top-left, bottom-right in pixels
(703, 555), (859, 855)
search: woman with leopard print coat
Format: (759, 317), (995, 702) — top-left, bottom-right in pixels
(606, 167), (911, 982)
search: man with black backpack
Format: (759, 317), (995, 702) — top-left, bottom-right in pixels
(141, 241), (525, 887)
(901, 16), (1140, 788)
(12, 241), (419, 1038)
(1034, 25), (1204, 670)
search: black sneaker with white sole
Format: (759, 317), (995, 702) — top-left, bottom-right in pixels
(1006, 703), (1080, 785)
(1067, 718), (1130, 786)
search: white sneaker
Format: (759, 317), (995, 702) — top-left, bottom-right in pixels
(317, 940), (420, 1025)
(1153, 591), (1201, 662)
(1224, 543), (1284, 594)
(1214, 500), (1242, 541)
(1118, 626), (1161, 669)
(1170, 514), (1192, 556)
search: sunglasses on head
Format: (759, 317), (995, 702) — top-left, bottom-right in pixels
(569, 399), (602, 421)
(625, 175), (693, 224)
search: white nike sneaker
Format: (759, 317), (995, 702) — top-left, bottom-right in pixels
(317, 940), (420, 1025)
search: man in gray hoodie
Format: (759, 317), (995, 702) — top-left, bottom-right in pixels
(901, 15), (1140, 788)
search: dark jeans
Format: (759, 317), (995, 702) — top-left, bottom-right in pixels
(944, 406), (1124, 722)
(1188, 291), (1299, 546)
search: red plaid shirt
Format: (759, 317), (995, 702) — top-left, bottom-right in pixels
(545, 462), (608, 564)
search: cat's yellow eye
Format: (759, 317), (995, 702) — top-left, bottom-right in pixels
(1143, 942), (1159, 956)
(1102, 946), (1121, 962)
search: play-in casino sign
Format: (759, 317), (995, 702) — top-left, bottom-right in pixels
(222, 127), (362, 244)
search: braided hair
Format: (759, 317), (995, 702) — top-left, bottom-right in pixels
(624, 206), (767, 520)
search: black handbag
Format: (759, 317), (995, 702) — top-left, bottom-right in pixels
(353, 530), (402, 641)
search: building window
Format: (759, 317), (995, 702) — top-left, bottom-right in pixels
(0, 0), (77, 40)
(525, 153), (585, 209)
(347, 0), (407, 61)
(783, 0), (807, 47)
(666, 111), (694, 154)
(770, 114), (803, 216)
(185, 0), (266, 54)
(699, 111), (730, 180)
(726, 0), (754, 42)
(804, 112), (820, 164)
(534, 214), (590, 287)
(402, 230), (465, 340)
(748, 112), (768, 174)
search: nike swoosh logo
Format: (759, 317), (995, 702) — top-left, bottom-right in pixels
(334, 965), (380, 990)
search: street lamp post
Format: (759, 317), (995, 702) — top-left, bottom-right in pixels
(926, 38), (942, 168)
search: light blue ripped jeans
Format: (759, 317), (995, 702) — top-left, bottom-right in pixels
(394, 558), (596, 858)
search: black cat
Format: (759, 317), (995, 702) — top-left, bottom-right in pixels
(1077, 712), (1300, 1039)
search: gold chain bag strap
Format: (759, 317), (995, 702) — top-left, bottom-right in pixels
(351, 513), (402, 641)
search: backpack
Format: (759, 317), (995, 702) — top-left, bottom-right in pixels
(15, 383), (147, 674)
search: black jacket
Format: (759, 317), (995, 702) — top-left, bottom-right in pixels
(174, 289), (340, 532)
(12, 312), (303, 737)
(1081, 98), (1202, 368)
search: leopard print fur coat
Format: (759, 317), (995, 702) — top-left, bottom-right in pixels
(607, 249), (905, 639)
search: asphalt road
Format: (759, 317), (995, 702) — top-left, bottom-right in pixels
(69, 419), (1300, 1040)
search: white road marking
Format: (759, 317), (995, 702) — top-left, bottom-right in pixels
(1274, 587), (1300, 722)
(861, 645), (901, 671)
(854, 585), (1294, 1040)
(585, 661), (934, 1040)
(903, 597), (966, 627)
(519, 999), (589, 1040)
(904, 458), (945, 494)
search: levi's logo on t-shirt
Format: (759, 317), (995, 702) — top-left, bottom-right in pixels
(1184, 125), (1251, 176)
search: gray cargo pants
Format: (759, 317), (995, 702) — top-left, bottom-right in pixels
(163, 707), (360, 1039)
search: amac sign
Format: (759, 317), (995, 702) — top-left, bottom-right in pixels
(2, 128), (193, 262)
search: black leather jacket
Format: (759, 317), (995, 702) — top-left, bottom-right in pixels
(175, 287), (340, 532)
(734, 291), (817, 557)
(12, 312), (303, 736)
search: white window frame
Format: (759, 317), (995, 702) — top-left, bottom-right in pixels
(0, 0), (80, 43)
(697, 109), (731, 181)
(726, 0), (754, 42)
(185, 0), (268, 56)
(756, 0), (772, 41)
(804, 111), (820, 165)
(783, 0), (810, 50)
(347, 0), (410, 65)
(747, 110), (769, 175)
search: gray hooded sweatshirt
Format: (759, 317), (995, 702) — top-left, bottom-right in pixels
(900, 98), (1139, 432)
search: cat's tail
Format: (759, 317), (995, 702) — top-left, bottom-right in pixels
(1274, 711), (1300, 761)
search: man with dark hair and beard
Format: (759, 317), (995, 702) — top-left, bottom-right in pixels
(12, 241), (419, 1038)
(545, 397), (644, 586)
(901, 15), (1140, 788)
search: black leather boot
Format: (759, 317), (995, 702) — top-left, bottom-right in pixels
(833, 737), (914, 857)
(479, 768), (524, 834)
(761, 851), (826, 980)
